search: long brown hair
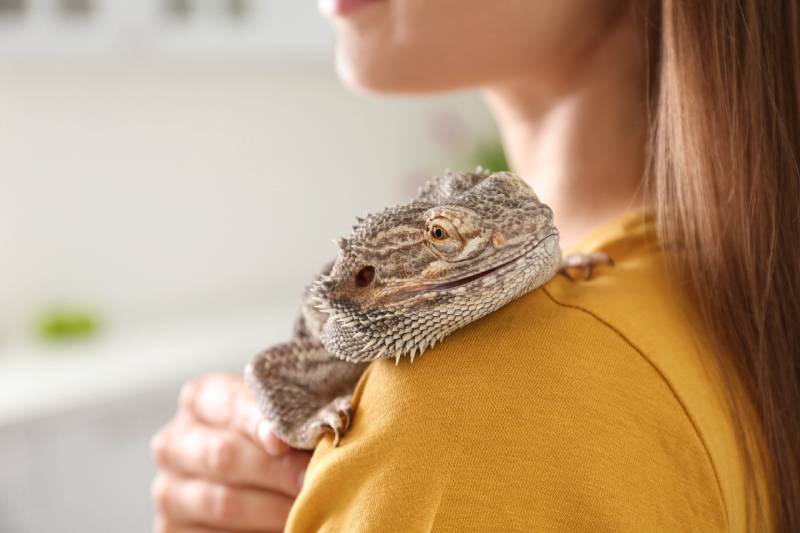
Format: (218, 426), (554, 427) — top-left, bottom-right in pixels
(646, 1), (800, 530)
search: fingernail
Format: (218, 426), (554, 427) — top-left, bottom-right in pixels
(258, 420), (283, 456)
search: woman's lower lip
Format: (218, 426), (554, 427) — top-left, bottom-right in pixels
(319, 0), (378, 17)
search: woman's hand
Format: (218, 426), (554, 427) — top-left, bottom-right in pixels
(150, 373), (310, 533)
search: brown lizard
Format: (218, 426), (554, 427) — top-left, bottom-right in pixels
(245, 170), (610, 449)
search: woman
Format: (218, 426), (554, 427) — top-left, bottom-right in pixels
(150, 1), (799, 531)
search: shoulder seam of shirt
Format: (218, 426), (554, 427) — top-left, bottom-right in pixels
(541, 286), (730, 530)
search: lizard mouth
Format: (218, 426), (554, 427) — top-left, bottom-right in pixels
(390, 232), (558, 301)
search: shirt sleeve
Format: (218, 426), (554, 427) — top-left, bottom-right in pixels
(284, 290), (727, 532)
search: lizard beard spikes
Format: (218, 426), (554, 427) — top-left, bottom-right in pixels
(320, 307), (447, 364)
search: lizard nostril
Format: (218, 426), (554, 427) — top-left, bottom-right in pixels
(354, 266), (375, 288)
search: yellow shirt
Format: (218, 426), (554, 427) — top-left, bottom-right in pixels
(286, 211), (765, 532)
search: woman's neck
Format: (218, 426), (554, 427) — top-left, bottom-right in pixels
(483, 9), (647, 250)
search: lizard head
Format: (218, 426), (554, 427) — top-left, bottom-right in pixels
(312, 171), (560, 363)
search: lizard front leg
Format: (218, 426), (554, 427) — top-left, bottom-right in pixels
(245, 339), (368, 449)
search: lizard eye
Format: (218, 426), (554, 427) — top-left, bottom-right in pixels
(430, 225), (448, 240)
(355, 265), (375, 287)
(425, 217), (464, 259)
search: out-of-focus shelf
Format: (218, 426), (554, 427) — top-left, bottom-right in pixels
(0, 306), (294, 426)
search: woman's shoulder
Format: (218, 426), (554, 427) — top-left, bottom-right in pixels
(289, 286), (727, 531)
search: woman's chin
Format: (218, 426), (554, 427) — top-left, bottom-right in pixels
(334, 46), (472, 95)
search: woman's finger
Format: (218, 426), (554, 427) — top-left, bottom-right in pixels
(151, 419), (309, 496)
(151, 471), (293, 532)
(179, 374), (290, 456)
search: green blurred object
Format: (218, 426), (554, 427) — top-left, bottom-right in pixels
(470, 140), (510, 173)
(36, 308), (100, 341)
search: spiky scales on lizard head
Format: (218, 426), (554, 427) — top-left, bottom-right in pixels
(311, 171), (561, 364)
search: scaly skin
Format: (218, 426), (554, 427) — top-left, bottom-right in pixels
(246, 170), (606, 449)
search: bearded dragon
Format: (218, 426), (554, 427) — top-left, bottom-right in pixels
(245, 170), (610, 449)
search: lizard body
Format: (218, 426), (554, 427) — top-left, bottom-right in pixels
(246, 170), (607, 449)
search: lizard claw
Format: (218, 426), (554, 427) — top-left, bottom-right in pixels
(306, 421), (342, 447)
(558, 252), (614, 281)
(303, 397), (354, 448)
(324, 423), (343, 447)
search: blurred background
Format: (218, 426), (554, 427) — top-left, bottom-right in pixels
(0, 1), (503, 531)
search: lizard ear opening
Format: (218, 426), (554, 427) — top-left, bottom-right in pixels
(355, 266), (376, 287)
